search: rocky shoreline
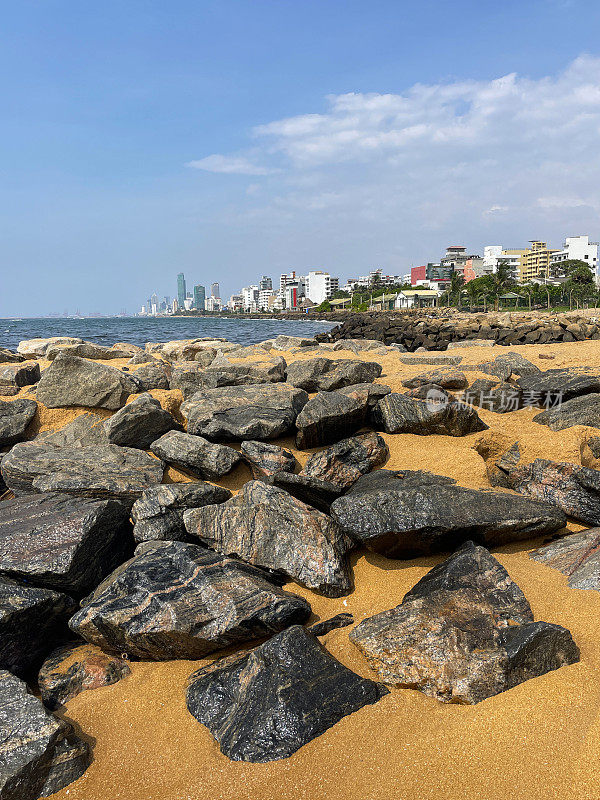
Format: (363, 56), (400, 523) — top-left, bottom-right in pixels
(1, 331), (599, 797)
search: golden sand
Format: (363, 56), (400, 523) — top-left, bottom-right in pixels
(8, 341), (600, 799)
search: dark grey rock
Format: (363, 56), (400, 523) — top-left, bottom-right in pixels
(286, 358), (382, 392)
(263, 472), (344, 513)
(131, 483), (232, 544)
(240, 440), (296, 478)
(0, 362), (40, 389)
(295, 390), (367, 449)
(104, 393), (180, 449)
(185, 625), (387, 762)
(0, 577), (76, 677)
(131, 361), (171, 391)
(373, 393), (488, 436)
(184, 480), (354, 597)
(128, 351), (158, 365)
(69, 541), (311, 660)
(479, 352), (540, 380)
(0, 349), (23, 364)
(0, 669), (91, 799)
(330, 472), (566, 558)
(517, 370), (600, 405)
(309, 613), (354, 637)
(530, 527), (600, 590)
(181, 384), (309, 441)
(404, 383), (449, 401)
(0, 493), (133, 593)
(402, 368), (468, 390)
(337, 382), (391, 407)
(301, 431), (389, 489)
(37, 412), (109, 448)
(150, 430), (240, 480)
(462, 379), (523, 413)
(1, 442), (164, 500)
(0, 398), (37, 448)
(533, 393), (600, 431)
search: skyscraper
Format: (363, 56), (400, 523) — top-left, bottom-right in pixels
(193, 284), (206, 311)
(177, 273), (186, 308)
(210, 282), (220, 299)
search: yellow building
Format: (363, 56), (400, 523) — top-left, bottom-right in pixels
(519, 241), (559, 283)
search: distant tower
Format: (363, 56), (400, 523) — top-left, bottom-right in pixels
(210, 282), (220, 299)
(194, 284), (206, 311)
(177, 273), (186, 308)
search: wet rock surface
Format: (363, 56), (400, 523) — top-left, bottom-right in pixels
(240, 440), (296, 478)
(0, 577), (76, 677)
(301, 431), (389, 489)
(533, 393), (600, 431)
(373, 393), (488, 436)
(0, 669), (91, 799)
(70, 541), (311, 660)
(186, 625), (387, 762)
(0, 398), (37, 448)
(0, 362), (40, 389)
(1, 442), (164, 500)
(286, 358), (382, 392)
(104, 393), (180, 449)
(131, 482), (232, 544)
(295, 390), (367, 449)
(150, 430), (240, 480)
(330, 471), (566, 558)
(38, 642), (131, 710)
(184, 480), (354, 596)
(0, 493), (133, 593)
(182, 383), (309, 441)
(530, 527), (600, 590)
(350, 542), (579, 704)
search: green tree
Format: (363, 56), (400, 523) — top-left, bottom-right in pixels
(449, 271), (465, 307)
(489, 259), (513, 311)
(315, 300), (332, 312)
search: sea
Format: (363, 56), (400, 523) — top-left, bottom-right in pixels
(0, 316), (337, 353)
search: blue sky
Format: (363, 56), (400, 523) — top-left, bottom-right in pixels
(2, 0), (600, 315)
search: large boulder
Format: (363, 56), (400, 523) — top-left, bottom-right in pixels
(0, 577), (76, 677)
(171, 358), (286, 397)
(462, 379), (522, 414)
(295, 390), (367, 449)
(402, 368), (468, 390)
(330, 470), (566, 558)
(507, 458), (600, 525)
(181, 384), (308, 442)
(38, 643), (131, 710)
(130, 361), (171, 391)
(0, 349), (23, 364)
(69, 541), (311, 660)
(150, 430), (240, 480)
(37, 411), (109, 448)
(16, 337), (83, 359)
(184, 480), (354, 597)
(1, 442), (164, 500)
(45, 342), (134, 360)
(103, 393), (180, 449)
(533, 394), (600, 431)
(263, 472), (344, 513)
(131, 483), (232, 544)
(271, 335), (317, 350)
(0, 362), (40, 389)
(530, 527), (600, 590)
(478, 352), (540, 380)
(373, 394), (488, 436)
(240, 440), (296, 478)
(0, 493), (133, 593)
(0, 669), (91, 799)
(286, 358), (382, 392)
(36, 352), (139, 410)
(517, 369), (600, 405)
(337, 382), (391, 408)
(350, 541), (579, 704)
(301, 431), (389, 489)
(0, 398), (37, 448)
(186, 625), (387, 762)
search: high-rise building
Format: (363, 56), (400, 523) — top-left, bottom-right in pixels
(520, 241), (559, 282)
(305, 271), (340, 305)
(177, 273), (186, 308)
(193, 284), (206, 311)
(259, 275), (273, 291)
(210, 282), (220, 299)
(550, 235), (599, 277)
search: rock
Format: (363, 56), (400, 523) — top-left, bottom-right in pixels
(462, 378), (523, 413)
(240, 440), (296, 478)
(131, 361), (171, 391)
(0, 669), (91, 799)
(0, 386), (20, 397)
(263, 472), (344, 513)
(0, 577), (76, 677)
(0, 493), (133, 593)
(69, 541), (311, 660)
(185, 625), (387, 762)
(330, 471), (566, 558)
(479, 352), (540, 380)
(309, 613), (354, 637)
(36, 352), (139, 410)
(533, 393), (600, 431)
(337, 382), (391, 408)
(17, 337), (84, 358)
(38, 643), (131, 710)
(473, 432), (522, 487)
(295, 390), (367, 449)
(286, 358), (382, 392)
(1, 442), (164, 500)
(184, 480), (354, 597)
(402, 368), (468, 390)
(301, 431), (389, 489)
(103, 393), (180, 449)
(530, 527), (600, 589)
(581, 434), (600, 469)
(0, 362), (40, 388)
(350, 541), (579, 704)
(404, 383), (449, 401)
(272, 335), (318, 350)
(128, 351), (158, 365)
(37, 411), (109, 448)
(507, 458), (600, 525)
(181, 384), (309, 442)
(373, 393), (488, 436)
(131, 483), (232, 544)
(517, 370), (600, 405)
(332, 339), (387, 353)
(447, 340), (496, 349)
(0, 349), (23, 363)
(173, 358), (286, 395)
(150, 430), (240, 480)
(146, 339), (227, 362)
(45, 342), (133, 360)
(0, 398), (37, 448)
(400, 355), (462, 365)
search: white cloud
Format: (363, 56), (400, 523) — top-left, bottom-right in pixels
(186, 154), (273, 175)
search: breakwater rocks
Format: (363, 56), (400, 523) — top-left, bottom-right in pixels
(316, 310), (600, 351)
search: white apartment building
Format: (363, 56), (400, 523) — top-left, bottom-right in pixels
(305, 270), (339, 304)
(258, 288), (275, 310)
(242, 285), (259, 311)
(483, 245), (526, 281)
(550, 235), (598, 274)
(205, 297), (222, 312)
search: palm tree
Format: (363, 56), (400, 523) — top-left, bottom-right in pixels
(489, 259), (512, 311)
(449, 271), (465, 308)
(520, 283), (535, 312)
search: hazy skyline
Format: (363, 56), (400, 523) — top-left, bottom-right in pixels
(2, 1), (600, 316)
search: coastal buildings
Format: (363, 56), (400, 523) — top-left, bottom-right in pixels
(519, 241), (559, 282)
(305, 270), (340, 305)
(550, 235), (598, 275)
(193, 284), (206, 311)
(210, 283), (220, 299)
(177, 273), (186, 308)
